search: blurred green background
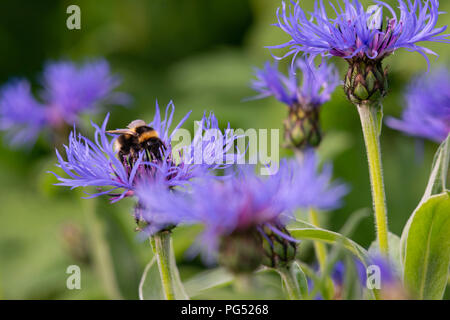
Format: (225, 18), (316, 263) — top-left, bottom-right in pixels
(0, 0), (448, 299)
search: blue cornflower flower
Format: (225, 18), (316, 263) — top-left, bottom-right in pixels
(251, 59), (339, 149)
(0, 81), (47, 146)
(252, 59), (339, 108)
(271, 0), (449, 106)
(52, 101), (240, 202)
(271, 0), (449, 66)
(0, 59), (129, 147)
(331, 261), (346, 286)
(290, 150), (349, 210)
(386, 67), (450, 142)
(136, 151), (348, 272)
(356, 254), (396, 285)
(355, 254), (408, 299)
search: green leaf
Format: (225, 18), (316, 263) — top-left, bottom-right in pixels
(169, 241), (190, 300)
(342, 255), (363, 300)
(401, 134), (450, 264)
(420, 134), (450, 203)
(288, 226), (369, 265)
(184, 268), (234, 298)
(402, 193), (450, 300)
(291, 261), (309, 299)
(317, 209), (370, 299)
(184, 267), (276, 298)
(372, 104), (383, 137)
(138, 256), (163, 300)
(295, 261), (322, 299)
(138, 238), (189, 300)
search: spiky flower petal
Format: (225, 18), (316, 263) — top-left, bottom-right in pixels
(251, 59), (339, 108)
(136, 151), (348, 271)
(271, 0), (449, 66)
(51, 101), (240, 202)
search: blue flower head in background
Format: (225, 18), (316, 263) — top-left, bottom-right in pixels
(251, 59), (339, 149)
(356, 254), (408, 299)
(271, 0), (449, 105)
(0, 59), (129, 148)
(52, 101), (241, 205)
(386, 67), (450, 143)
(136, 150), (348, 274)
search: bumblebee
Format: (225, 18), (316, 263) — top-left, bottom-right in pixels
(107, 119), (166, 164)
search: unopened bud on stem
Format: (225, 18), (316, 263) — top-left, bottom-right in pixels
(284, 104), (321, 150)
(344, 58), (388, 106)
(261, 224), (297, 269)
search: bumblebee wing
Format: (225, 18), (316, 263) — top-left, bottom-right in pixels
(127, 120), (147, 129)
(106, 129), (138, 136)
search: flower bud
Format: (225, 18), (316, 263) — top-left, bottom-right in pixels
(261, 224), (297, 269)
(284, 104), (321, 149)
(344, 58), (388, 106)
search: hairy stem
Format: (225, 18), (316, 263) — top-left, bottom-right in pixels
(277, 266), (301, 300)
(357, 103), (389, 255)
(151, 231), (176, 300)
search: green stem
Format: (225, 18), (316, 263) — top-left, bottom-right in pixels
(308, 208), (336, 299)
(83, 197), (122, 299)
(151, 231), (176, 300)
(357, 103), (389, 255)
(277, 266), (301, 300)
(296, 152), (328, 270)
(308, 208), (327, 271)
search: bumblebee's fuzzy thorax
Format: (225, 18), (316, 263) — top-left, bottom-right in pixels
(107, 121), (166, 164)
(138, 129), (159, 143)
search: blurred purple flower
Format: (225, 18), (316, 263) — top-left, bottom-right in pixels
(53, 113), (139, 201)
(291, 150), (349, 210)
(270, 0), (449, 66)
(136, 151), (348, 257)
(136, 161), (297, 258)
(0, 59), (129, 147)
(386, 67), (450, 142)
(0, 81), (47, 146)
(331, 261), (346, 286)
(52, 101), (240, 202)
(356, 254), (409, 299)
(356, 254), (397, 288)
(251, 59), (339, 108)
